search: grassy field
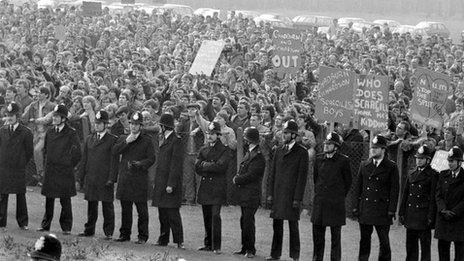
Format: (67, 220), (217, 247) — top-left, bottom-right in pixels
(0, 187), (442, 260)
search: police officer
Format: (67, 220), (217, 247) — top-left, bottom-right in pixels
(113, 111), (155, 244)
(266, 120), (309, 261)
(0, 102), (33, 231)
(78, 110), (118, 239)
(399, 144), (437, 261)
(312, 132), (352, 261)
(435, 146), (464, 261)
(232, 127), (265, 258)
(152, 114), (184, 248)
(353, 134), (399, 261)
(38, 104), (81, 235)
(195, 121), (230, 254)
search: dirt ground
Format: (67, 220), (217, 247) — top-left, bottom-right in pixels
(0, 187), (445, 260)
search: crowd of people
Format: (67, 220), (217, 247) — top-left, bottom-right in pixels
(1, 0), (464, 260)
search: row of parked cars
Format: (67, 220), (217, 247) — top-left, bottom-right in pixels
(36, 0), (459, 40)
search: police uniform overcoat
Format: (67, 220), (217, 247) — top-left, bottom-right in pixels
(80, 132), (119, 202)
(152, 132), (183, 208)
(114, 133), (155, 202)
(434, 168), (464, 241)
(354, 158), (399, 225)
(195, 140), (230, 205)
(0, 124), (33, 194)
(232, 145), (266, 208)
(268, 143), (309, 221)
(41, 124), (81, 198)
(399, 165), (438, 230)
(311, 152), (352, 226)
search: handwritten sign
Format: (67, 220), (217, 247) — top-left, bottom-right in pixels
(189, 40), (225, 76)
(410, 68), (452, 129)
(431, 150), (450, 172)
(54, 25), (67, 41)
(83, 1), (102, 17)
(314, 66), (354, 124)
(271, 27), (303, 76)
(353, 74), (389, 131)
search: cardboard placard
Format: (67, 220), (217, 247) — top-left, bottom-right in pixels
(431, 149), (464, 172)
(189, 40), (225, 76)
(410, 68), (452, 129)
(271, 27), (303, 76)
(353, 74), (389, 131)
(83, 1), (102, 17)
(314, 66), (354, 124)
(54, 25), (67, 41)
(431, 150), (449, 172)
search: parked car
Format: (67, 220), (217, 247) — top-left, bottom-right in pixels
(351, 21), (375, 33)
(194, 8), (219, 18)
(234, 10), (260, 19)
(373, 19), (401, 29)
(415, 21), (450, 38)
(292, 15), (333, 29)
(393, 25), (416, 35)
(152, 4), (194, 17)
(338, 17), (366, 28)
(254, 13), (293, 27)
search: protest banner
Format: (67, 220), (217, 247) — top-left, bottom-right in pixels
(352, 74), (389, 131)
(410, 68), (452, 129)
(121, 0), (135, 4)
(82, 1), (102, 17)
(189, 40), (225, 76)
(54, 25), (67, 41)
(314, 66), (354, 124)
(271, 27), (303, 76)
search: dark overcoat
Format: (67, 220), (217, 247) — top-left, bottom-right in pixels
(0, 124), (33, 194)
(311, 152), (352, 226)
(353, 158), (399, 225)
(195, 140), (230, 205)
(152, 132), (183, 208)
(114, 133), (155, 202)
(41, 124), (81, 198)
(232, 145), (265, 208)
(268, 143), (309, 221)
(399, 165), (437, 230)
(434, 168), (464, 241)
(80, 132), (118, 202)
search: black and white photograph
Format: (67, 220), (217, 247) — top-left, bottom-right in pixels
(0, 0), (463, 260)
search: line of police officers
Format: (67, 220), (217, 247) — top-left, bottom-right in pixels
(0, 100), (464, 260)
